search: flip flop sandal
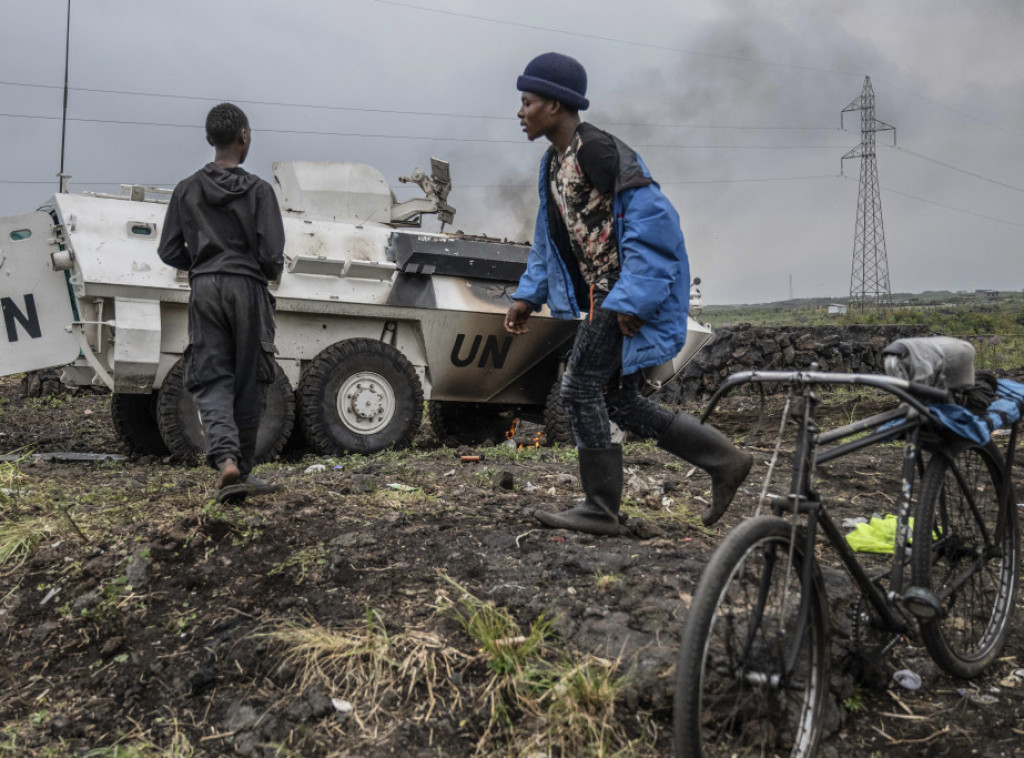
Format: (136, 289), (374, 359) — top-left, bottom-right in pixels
(215, 483), (249, 504)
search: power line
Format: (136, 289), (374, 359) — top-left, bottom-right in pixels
(0, 79), (835, 132)
(455, 174), (838, 188)
(889, 145), (1024, 195)
(4, 175), (1019, 233)
(873, 80), (1022, 137)
(661, 174), (838, 185)
(882, 186), (1024, 229)
(371, 1), (1021, 137)
(0, 180), (173, 186)
(372, 0), (859, 77)
(840, 175), (1024, 230)
(0, 112), (847, 149)
(0, 79), (514, 121)
(0, 174), (835, 189)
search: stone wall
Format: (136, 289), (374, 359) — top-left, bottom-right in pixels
(658, 324), (932, 403)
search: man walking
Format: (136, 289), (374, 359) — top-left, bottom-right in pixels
(158, 103), (286, 501)
(506, 53), (752, 535)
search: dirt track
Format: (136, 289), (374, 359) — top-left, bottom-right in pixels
(1, 374), (1023, 756)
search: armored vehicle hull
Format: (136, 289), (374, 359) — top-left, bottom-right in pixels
(0, 160), (711, 459)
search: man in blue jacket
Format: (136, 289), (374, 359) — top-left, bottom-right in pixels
(505, 53), (752, 535)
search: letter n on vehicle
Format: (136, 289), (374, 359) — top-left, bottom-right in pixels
(2, 294), (42, 342)
(478, 335), (513, 369)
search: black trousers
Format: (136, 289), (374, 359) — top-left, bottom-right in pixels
(185, 273), (276, 473)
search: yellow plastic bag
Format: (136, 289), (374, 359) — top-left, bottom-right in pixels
(845, 515), (906, 554)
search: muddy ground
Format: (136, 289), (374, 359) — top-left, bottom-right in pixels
(1, 373), (1023, 757)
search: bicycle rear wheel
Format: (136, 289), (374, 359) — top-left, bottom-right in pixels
(674, 516), (829, 758)
(911, 438), (1020, 678)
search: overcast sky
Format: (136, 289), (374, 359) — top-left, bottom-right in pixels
(1, 0), (1022, 304)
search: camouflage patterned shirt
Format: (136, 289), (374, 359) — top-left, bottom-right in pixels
(549, 131), (619, 293)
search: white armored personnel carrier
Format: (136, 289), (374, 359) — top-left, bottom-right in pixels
(0, 159), (711, 461)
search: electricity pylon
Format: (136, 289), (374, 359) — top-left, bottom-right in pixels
(842, 76), (895, 309)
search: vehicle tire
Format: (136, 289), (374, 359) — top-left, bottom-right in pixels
(279, 394), (309, 458)
(110, 392), (169, 456)
(543, 379), (573, 446)
(428, 401), (515, 446)
(911, 438), (1020, 678)
(298, 339), (423, 455)
(156, 358), (296, 465)
(674, 516), (829, 758)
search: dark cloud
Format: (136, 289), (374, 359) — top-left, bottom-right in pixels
(1, 0), (1021, 303)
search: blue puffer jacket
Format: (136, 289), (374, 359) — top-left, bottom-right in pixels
(511, 125), (690, 374)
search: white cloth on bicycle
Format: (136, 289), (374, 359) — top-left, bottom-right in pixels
(882, 336), (976, 390)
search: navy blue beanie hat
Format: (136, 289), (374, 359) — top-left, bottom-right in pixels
(517, 52), (589, 111)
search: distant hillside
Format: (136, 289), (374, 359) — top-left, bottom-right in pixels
(703, 290), (1024, 327)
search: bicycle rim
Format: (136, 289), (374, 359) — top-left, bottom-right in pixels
(675, 517), (829, 757)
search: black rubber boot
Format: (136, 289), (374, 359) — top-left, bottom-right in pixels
(535, 446), (623, 536)
(658, 413), (753, 526)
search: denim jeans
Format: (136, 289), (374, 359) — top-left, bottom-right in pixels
(560, 304), (673, 449)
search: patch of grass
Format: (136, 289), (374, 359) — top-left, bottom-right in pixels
(483, 442), (579, 464)
(468, 466), (500, 490)
(593, 571), (621, 591)
(268, 545), (328, 585)
(24, 395), (72, 410)
(437, 574), (642, 756)
(197, 498), (234, 524)
(362, 485), (439, 513)
(0, 456), (30, 500)
(262, 607), (467, 735)
(81, 725), (196, 757)
(0, 702), (197, 757)
(169, 601), (198, 636)
(439, 575), (551, 676)
(522, 656), (633, 755)
(622, 439), (658, 457)
(621, 490), (709, 533)
(80, 575), (132, 626)
(843, 686), (868, 714)
(0, 514), (52, 575)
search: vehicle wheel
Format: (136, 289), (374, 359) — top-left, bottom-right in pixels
(279, 393), (309, 458)
(298, 339), (423, 455)
(911, 438), (1020, 678)
(428, 401), (515, 446)
(110, 392), (169, 456)
(674, 516), (829, 758)
(543, 379), (573, 446)
(156, 358), (296, 465)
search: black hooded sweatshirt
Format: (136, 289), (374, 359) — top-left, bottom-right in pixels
(158, 163), (285, 283)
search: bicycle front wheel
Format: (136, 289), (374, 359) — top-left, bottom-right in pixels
(911, 438), (1020, 678)
(674, 516), (829, 758)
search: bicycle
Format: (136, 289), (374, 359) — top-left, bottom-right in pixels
(673, 367), (1022, 757)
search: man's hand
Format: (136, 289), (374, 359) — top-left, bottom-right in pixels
(505, 301), (533, 334)
(617, 312), (644, 337)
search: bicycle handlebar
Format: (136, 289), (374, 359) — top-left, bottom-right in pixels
(700, 370), (953, 423)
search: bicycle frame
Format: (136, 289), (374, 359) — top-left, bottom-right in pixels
(700, 370), (959, 673)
